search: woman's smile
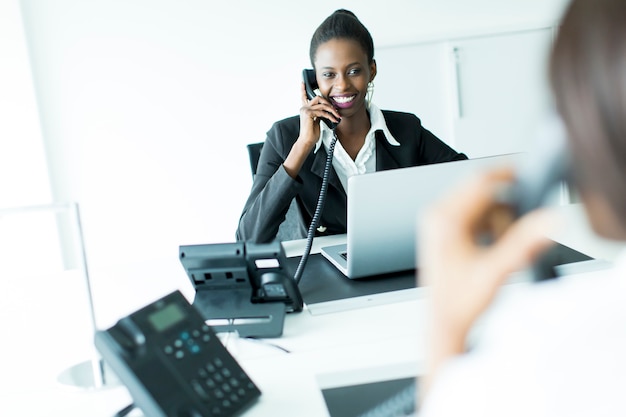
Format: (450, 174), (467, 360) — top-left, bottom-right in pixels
(331, 94), (358, 109)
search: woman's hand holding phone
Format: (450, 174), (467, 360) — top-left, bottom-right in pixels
(283, 83), (340, 178)
(418, 168), (557, 401)
(299, 82), (340, 139)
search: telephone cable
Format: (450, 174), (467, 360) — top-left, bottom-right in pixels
(293, 128), (338, 284)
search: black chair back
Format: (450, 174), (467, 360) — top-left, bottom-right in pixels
(246, 142), (264, 177)
(244, 142), (305, 241)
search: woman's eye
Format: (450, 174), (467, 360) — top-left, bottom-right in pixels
(348, 68), (361, 76)
(322, 72), (334, 78)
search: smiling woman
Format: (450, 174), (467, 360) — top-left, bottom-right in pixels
(236, 9), (468, 244)
(16, 0), (566, 276)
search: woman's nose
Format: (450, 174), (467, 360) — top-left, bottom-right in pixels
(334, 74), (348, 90)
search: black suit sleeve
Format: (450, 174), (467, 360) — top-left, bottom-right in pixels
(418, 125), (468, 163)
(235, 120), (302, 243)
(378, 111), (468, 170)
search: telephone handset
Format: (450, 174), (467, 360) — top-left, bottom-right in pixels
(508, 115), (573, 281)
(510, 115), (571, 218)
(95, 290), (261, 417)
(303, 68), (339, 130)
(293, 69), (340, 284)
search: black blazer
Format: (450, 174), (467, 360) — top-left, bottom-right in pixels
(236, 110), (467, 243)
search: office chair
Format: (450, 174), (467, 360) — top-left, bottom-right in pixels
(246, 142), (306, 242)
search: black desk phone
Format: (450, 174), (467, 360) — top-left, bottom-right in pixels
(95, 290), (261, 417)
(179, 241), (303, 338)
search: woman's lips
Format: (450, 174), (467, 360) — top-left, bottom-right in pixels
(331, 94), (357, 109)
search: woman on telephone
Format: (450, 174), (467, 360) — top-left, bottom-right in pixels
(236, 9), (467, 243)
(419, 0), (626, 415)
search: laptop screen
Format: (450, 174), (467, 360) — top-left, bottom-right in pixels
(322, 153), (524, 279)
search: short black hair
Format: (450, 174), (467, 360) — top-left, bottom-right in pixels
(309, 9), (374, 67)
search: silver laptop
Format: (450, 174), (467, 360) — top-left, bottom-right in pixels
(321, 153), (523, 279)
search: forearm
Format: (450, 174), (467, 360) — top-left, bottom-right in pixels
(421, 321), (467, 403)
(283, 137), (315, 179)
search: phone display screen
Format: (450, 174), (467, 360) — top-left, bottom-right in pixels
(148, 303), (186, 332)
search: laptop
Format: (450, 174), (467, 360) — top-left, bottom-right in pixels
(321, 153), (523, 278)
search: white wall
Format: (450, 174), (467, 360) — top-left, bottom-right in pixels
(0, 0), (64, 274)
(15, 0), (570, 272)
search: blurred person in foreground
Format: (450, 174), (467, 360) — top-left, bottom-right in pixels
(418, 0), (626, 415)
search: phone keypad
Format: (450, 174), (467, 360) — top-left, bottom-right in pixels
(189, 357), (260, 416)
(97, 291), (261, 417)
(163, 323), (260, 416)
(185, 357), (260, 416)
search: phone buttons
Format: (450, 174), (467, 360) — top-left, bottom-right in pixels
(190, 379), (210, 401)
(164, 342), (186, 359)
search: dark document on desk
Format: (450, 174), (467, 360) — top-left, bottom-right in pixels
(322, 377), (417, 417)
(285, 254), (416, 305)
(289, 243), (593, 307)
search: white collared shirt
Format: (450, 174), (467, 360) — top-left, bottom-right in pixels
(420, 248), (626, 417)
(314, 102), (400, 192)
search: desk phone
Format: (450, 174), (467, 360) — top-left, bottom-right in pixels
(95, 291), (261, 417)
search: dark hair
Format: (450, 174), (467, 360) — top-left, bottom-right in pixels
(550, 0), (626, 234)
(309, 9), (374, 67)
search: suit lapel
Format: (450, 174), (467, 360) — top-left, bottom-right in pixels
(375, 131), (402, 171)
(310, 146), (344, 193)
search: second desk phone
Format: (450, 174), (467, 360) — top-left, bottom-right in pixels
(95, 291), (261, 417)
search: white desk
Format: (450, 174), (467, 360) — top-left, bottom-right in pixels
(1, 203), (623, 416)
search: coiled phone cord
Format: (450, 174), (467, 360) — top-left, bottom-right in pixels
(293, 129), (338, 285)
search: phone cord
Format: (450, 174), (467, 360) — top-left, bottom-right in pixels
(293, 130), (338, 285)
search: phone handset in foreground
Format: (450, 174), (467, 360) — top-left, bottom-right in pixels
(509, 114), (573, 281)
(510, 114), (571, 217)
(302, 68), (339, 130)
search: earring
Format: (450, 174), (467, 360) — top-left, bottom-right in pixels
(366, 81), (375, 106)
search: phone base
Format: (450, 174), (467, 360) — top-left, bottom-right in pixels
(193, 289), (287, 338)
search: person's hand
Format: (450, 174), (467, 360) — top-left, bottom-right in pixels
(297, 82), (341, 147)
(283, 83), (341, 178)
(419, 168), (557, 398)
